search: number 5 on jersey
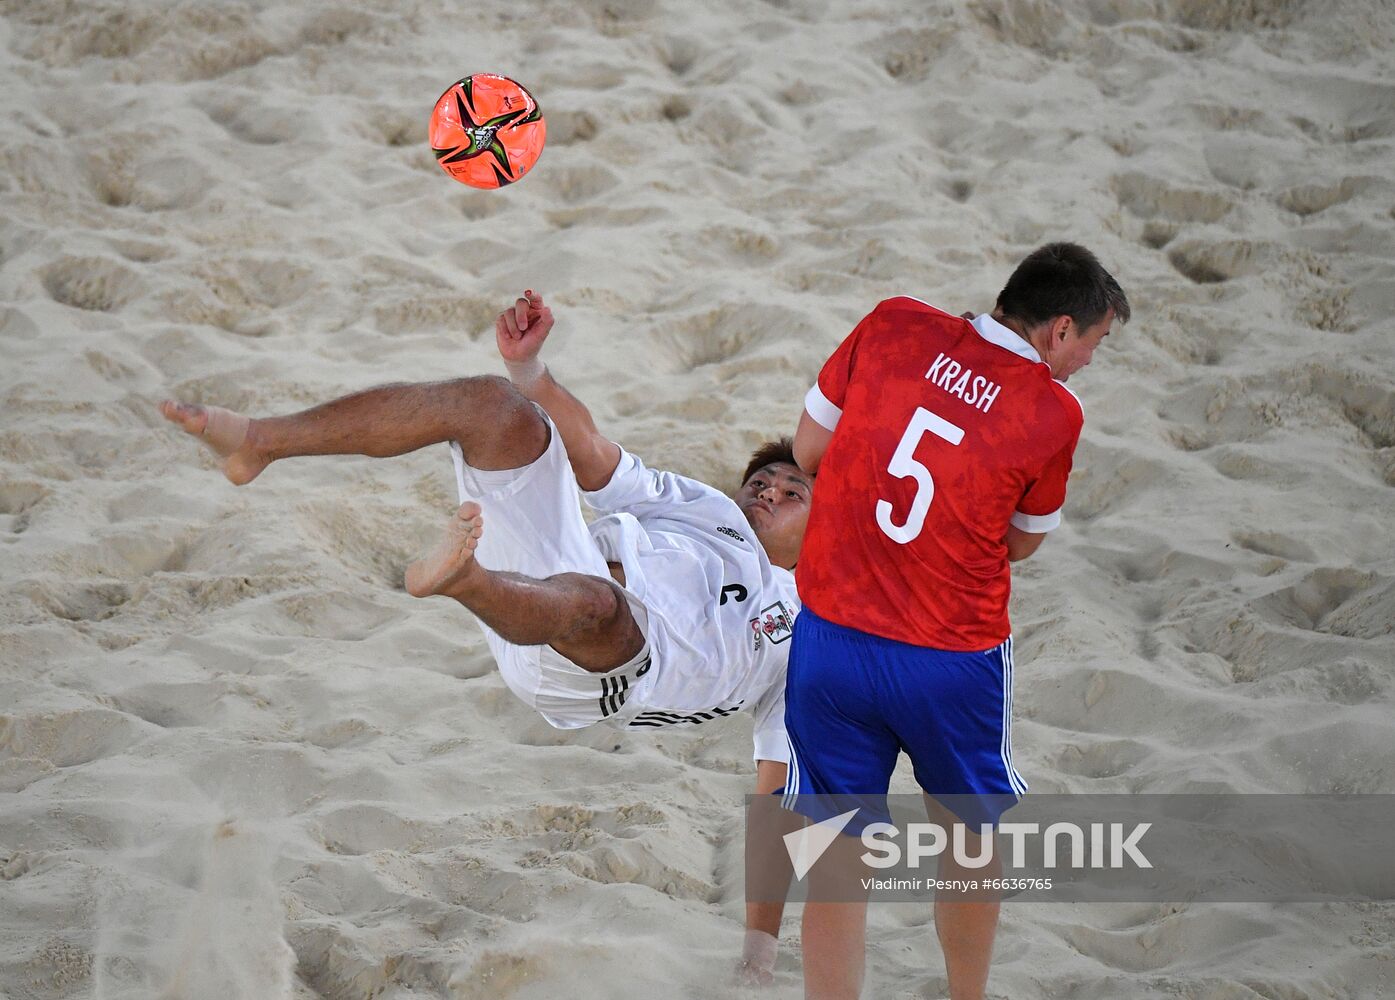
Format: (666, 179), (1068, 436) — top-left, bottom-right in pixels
(876, 406), (965, 544)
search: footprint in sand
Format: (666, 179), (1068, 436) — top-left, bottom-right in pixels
(200, 96), (301, 146)
(0, 482), (49, 535)
(542, 162), (622, 204)
(41, 256), (144, 312)
(1276, 176), (1370, 217)
(1114, 173), (1233, 225)
(880, 26), (954, 83)
(665, 304), (765, 372)
(546, 109), (600, 145)
(1166, 240), (1265, 285)
(1256, 567), (1391, 639)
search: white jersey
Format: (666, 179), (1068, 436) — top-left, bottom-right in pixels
(584, 449), (799, 761)
(450, 424), (797, 762)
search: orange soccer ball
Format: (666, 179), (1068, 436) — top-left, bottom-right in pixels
(429, 73), (546, 189)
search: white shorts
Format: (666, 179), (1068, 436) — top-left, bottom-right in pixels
(448, 413), (652, 730)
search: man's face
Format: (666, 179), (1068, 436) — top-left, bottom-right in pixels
(735, 462), (811, 570)
(1049, 308), (1115, 381)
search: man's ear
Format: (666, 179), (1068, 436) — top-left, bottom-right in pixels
(1051, 315), (1072, 341)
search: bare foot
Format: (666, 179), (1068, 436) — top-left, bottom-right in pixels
(158, 400), (267, 485)
(405, 502), (485, 598)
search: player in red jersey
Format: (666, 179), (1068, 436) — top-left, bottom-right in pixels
(785, 243), (1129, 1000)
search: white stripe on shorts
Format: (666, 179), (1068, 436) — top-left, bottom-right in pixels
(1001, 637), (1027, 796)
(782, 733), (801, 808)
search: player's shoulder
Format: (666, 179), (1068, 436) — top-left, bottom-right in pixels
(985, 362), (1083, 441)
(870, 295), (962, 324)
(855, 297), (968, 352)
(601, 447), (740, 513)
(1046, 379), (1085, 428)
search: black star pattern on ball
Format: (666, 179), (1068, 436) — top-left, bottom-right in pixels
(431, 77), (542, 185)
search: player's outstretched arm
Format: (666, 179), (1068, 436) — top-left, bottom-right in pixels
(741, 758), (793, 986)
(495, 291), (622, 491)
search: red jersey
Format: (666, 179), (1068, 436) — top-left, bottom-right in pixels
(797, 297), (1083, 651)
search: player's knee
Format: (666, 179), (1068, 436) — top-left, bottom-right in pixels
(455, 376), (547, 467)
(496, 383), (547, 442)
(554, 575), (624, 635)
(579, 580), (624, 633)
(454, 374), (524, 413)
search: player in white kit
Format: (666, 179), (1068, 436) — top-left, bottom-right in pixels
(425, 292), (806, 763)
(158, 290), (808, 982)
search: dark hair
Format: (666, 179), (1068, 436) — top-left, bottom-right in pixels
(995, 242), (1130, 331)
(742, 436), (801, 485)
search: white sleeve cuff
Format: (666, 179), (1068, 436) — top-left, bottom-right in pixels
(753, 728), (790, 764)
(804, 383), (842, 431)
(581, 448), (639, 508)
(1011, 508), (1062, 533)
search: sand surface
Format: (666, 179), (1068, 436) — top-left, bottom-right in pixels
(2, 0), (1394, 997)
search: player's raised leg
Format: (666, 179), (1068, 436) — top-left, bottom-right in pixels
(158, 401), (263, 485)
(406, 503), (645, 674)
(159, 375), (547, 484)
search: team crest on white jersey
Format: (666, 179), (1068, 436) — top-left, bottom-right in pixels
(750, 600), (795, 650)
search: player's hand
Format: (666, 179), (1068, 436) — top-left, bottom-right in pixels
(495, 289), (554, 365)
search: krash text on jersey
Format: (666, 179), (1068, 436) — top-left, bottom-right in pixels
(926, 353), (1002, 413)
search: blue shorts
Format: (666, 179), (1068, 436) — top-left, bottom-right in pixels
(782, 609), (1025, 828)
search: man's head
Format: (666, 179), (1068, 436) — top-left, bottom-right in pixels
(994, 242), (1130, 381)
(734, 437), (811, 571)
